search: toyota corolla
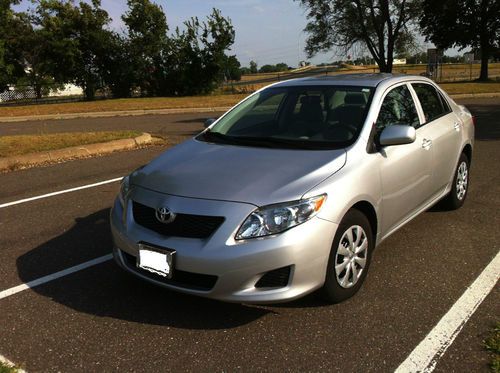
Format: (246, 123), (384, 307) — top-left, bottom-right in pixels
(110, 74), (474, 303)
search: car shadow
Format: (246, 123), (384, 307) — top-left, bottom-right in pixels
(16, 208), (274, 330)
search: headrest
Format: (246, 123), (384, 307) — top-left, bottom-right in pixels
(300, 96), (321, 105)
(344, 92), (366, 105)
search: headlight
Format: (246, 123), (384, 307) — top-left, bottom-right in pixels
(235, 194), (327, 240)
(118, 175), (130, 207)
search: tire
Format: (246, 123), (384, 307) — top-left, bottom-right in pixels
(322, 209), (374, 303)
(442, 153), (470, 210)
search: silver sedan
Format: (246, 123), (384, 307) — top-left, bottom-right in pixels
(110, 74), (474, 303)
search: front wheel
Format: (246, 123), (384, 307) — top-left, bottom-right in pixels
(322, 209), (373, 303)
(443, 153), (470, 210)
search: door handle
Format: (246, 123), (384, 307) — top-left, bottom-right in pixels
(422, 138), (432, 149)
(453, 122), (461, 131)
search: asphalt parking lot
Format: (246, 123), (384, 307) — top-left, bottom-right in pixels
(0, 97), (498, 372)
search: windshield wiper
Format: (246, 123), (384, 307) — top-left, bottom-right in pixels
(233, 136), (338, 150)
(205, 133), (298, 148)
(199, 131), (340, 150)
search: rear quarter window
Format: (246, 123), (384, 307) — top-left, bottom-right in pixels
(412, 83), (448, 123)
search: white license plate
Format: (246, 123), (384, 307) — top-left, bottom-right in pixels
(137, 244), (175, 278)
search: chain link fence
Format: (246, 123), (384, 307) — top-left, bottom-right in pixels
(0, 84), (91, 106)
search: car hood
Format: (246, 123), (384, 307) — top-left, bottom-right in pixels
(130, 138), (346, 206)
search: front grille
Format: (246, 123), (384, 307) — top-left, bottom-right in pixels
(121, 250), (218, 291)
(132, 201), (225, 239)
(255, 266), (291, 288)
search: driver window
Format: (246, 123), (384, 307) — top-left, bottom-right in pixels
(376, 85), (420, 132)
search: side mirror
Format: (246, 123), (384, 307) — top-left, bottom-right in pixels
(379, 125), (416, 146)
(204, 118), (216, 128)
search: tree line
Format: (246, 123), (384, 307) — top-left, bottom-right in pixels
(298, 0), (500, 81)
(2, 0), (499, 101)
(0, 0), (240, 99)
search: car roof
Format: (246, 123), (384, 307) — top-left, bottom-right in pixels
(270, 73), (428, 88)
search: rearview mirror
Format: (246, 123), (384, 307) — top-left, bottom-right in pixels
(204, 118), (216, 128)
(379, 125), (416, 146)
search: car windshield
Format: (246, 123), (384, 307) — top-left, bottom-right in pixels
(198, 85), (374, 150)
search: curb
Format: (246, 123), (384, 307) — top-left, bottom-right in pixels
(0, 132), (152, 171)
(0, 106), (231, 123)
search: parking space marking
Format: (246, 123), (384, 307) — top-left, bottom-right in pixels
(0, 177), (123, 209)
(0, 254), (112, 300)
(395, 249), (500, 373)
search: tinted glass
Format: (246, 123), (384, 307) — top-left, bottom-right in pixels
(438, 90), (451, 112)
(412, 83), (446, 122)
(375, 85), (420, 132)
(201, 85), (374, 149)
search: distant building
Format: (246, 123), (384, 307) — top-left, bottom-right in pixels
(48, 84), (83, 97)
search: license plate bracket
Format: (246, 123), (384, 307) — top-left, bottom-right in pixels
(137, 243), (176, 279)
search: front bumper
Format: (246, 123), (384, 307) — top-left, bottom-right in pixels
(110, 188), (338, 304)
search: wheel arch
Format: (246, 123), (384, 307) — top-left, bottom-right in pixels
(462, 143), (472, 164)
(349, 200), (378, 242)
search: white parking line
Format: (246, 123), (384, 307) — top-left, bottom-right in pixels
(0, 177), (123, 209)
(0, 254), (112, 300)
(395, 249), (500, 373)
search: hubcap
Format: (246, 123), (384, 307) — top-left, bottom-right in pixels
(456, 161), (468, 200)
(335, 225), (368, 289)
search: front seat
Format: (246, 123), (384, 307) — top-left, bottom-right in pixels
(327, 92), (367, 130)
(288, 96), (324, 136)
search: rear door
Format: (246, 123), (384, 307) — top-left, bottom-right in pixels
(411, 83), (463, 194)
(375, 83), (434, 235)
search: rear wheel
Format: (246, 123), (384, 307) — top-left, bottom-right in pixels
(322, 209), (373, 303)
(443, 153), (470, 210)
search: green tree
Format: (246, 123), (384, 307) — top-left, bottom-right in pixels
(275, 62), (289, 71)
(240, 66), (251, 75)
(122, 0), (168, 95)
(0, 0), (26, 90)
(163, 8), (235, 95)
(297, 0), (422, 73)
(224, 55), (242, 81)
(419, 0), (500, 81)
(249, 60), (258, 73)
(34, 0), (115, 99)
(259, 63), (289, 73)
(259, 64), (276, 73)
(14, 15), (62, 98)
(102, 34), (135, 97)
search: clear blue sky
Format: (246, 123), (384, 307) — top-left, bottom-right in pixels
(15, 0), (446, 68)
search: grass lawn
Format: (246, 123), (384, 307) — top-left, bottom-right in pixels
(485, 322), (500, 372)
(0, 131), (141, 158)
(0, 361), (19, 373)
(439, 82), (500, 95)
(0, 94), (246, 118)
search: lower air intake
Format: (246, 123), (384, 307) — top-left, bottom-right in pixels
(255, 266), (291, 288)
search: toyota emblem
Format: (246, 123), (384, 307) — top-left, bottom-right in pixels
(155, 207), (176, 224)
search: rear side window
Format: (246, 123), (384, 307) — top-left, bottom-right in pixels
(438, 91), (451, 112)
(375, 84), (420, 132)
(412, 83), (448, 123)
